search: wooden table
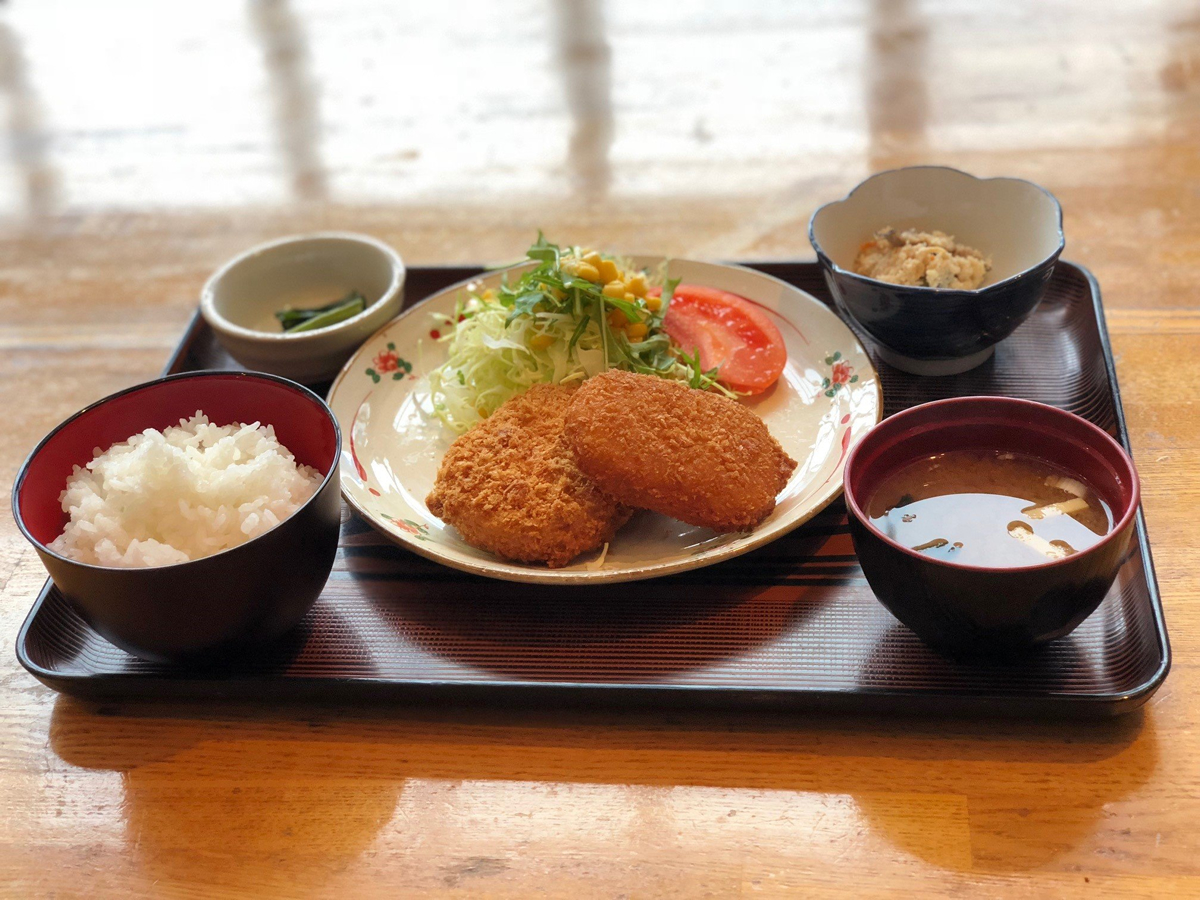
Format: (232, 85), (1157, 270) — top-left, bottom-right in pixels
(2, 2), (1197, 896)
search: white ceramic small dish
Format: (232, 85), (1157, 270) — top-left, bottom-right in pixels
(327, 257), (882, 585)
(201, 233), (406, 383)
(809, 167), (1064, 376)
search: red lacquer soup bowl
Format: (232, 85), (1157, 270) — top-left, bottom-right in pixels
(843, 397), (1140, 656)
(12, 371), (341, 663)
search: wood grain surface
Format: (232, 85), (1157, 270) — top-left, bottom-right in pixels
(1, 1), (1198, 897)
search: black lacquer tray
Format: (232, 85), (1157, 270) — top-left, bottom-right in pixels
(17, 261), (1169, 716)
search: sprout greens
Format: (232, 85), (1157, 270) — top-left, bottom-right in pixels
(426, 233), (733, 433)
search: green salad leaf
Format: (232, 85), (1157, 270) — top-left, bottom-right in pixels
(426, 236), (733, 433)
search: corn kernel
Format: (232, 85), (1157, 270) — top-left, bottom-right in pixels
(563, 254), (604, 283)
(583, 251), (602, 268)
(597, 259), (619, 283)
(607, 309), (626, 329)
(626, 322), (648, 341)
(644, 294), (662, 312)
(626, 273), (647, 297)
(577, 262), (601, 282)
(529, 333), (555, 350)
(624, 292), (637, 302)
(602, 280), (626, 299)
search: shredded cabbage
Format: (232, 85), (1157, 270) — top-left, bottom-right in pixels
(426, 234), (730, 434)
(427, 300), (603, 432)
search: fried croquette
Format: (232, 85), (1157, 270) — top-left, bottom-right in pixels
(426, 382), (632, 567)
(564, 370), (797, 532)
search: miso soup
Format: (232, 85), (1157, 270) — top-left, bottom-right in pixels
(867, 450), (1112, 568)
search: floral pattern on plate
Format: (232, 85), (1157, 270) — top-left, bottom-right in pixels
(822, 351), (860, 397)
(365, 342), (413, 383)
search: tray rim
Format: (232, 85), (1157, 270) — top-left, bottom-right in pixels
(14, 259), (1172, 717)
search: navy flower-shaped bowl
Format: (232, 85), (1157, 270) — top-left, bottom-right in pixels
(809, 167), (1064, 375)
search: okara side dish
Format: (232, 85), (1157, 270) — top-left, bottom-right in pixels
(853, 227), (991, 289)
(867, 449), (1112, 567)
(49, 413), (321, 567)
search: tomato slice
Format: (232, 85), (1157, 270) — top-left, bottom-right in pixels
(657, 284), (787, 394)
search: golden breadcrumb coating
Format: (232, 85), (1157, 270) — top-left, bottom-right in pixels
(426, 382), (631, 567)
(564, 370), (797, 532)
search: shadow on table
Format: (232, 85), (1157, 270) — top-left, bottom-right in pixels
(353, 578), (825, 683)
(340, 516), (843, 682)
(48, 688), (1158, 885)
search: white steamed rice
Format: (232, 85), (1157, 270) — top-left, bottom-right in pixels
(49, 412), (323, 567)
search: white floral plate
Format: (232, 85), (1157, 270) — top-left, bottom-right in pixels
(326, 258), (882, 584)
